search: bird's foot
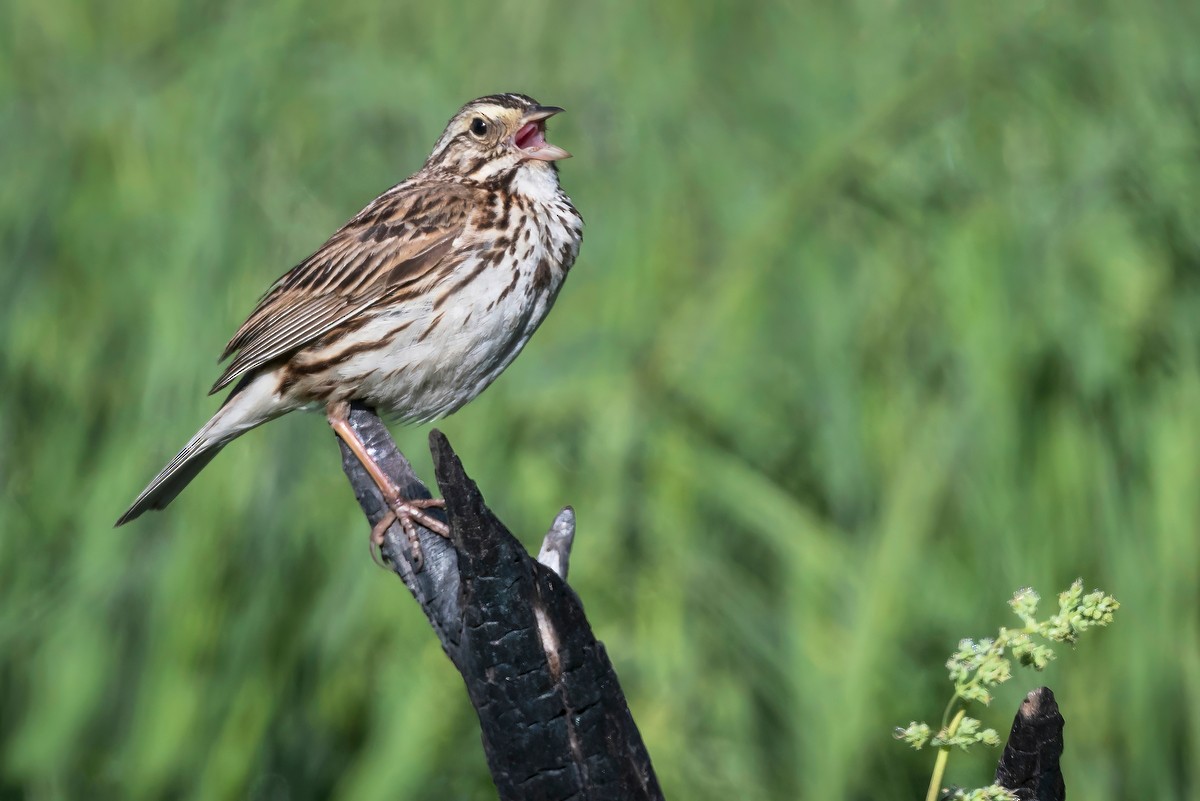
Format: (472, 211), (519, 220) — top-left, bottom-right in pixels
(369, 498), (448, 571)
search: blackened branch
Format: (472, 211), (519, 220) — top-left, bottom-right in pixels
(335, 403), (663, 801)
(994, 687), (1066, 801)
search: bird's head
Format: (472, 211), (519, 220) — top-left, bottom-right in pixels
(422, 93), (571, 183)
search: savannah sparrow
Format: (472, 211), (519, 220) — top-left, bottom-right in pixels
(117, 93), (583, 552)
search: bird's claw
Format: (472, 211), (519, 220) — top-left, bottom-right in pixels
(368, 498), (449, 571)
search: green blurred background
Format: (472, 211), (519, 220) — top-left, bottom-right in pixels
(2, 0), (1198, 798)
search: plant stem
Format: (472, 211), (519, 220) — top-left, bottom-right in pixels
(924, 707), (966, 801)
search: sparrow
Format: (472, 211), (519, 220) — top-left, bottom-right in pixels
(117, 93), (583, 564)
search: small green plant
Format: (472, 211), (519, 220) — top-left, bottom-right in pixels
(896, 580), (1119, 801)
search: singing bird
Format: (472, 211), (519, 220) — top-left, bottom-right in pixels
(117, 94), (583, 551)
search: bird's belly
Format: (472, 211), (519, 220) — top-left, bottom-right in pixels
(295, 252), (564, 422)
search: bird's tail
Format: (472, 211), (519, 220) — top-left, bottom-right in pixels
(115, 372), (287, 526)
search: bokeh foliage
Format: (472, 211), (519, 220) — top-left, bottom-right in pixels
(2, 1), (1198, 798)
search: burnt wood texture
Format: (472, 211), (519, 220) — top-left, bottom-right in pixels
(994, 687), (1066, 801)
(335, 403), (663, 801)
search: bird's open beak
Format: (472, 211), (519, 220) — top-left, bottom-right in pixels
(512, 106), (571, 161)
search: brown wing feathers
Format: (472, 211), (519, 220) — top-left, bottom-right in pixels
(209, 182), (477, 394)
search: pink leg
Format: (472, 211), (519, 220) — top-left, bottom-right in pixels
(327, 402), (449, 569)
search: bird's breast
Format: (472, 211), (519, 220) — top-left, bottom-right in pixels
(291, 190), (582, 423)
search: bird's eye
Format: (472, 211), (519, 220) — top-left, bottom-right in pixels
(469, 117), (489, 136)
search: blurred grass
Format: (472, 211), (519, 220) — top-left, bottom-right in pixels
(2, 0), (1198, 798)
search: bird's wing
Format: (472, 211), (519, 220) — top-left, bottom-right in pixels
(209, 180), (481, 394)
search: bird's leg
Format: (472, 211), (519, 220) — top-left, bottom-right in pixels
(326, 402), (449, 570)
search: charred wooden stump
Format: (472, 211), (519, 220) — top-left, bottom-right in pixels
(335, 403), (663, 801)
(994, 687), (1066, 801)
